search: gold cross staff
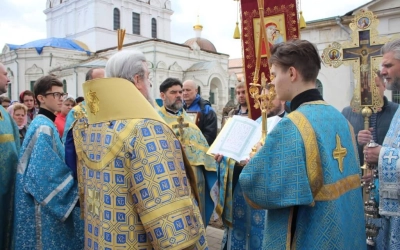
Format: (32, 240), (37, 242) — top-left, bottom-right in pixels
(333, 134), (347, 173)
(172, 116), (189, 140)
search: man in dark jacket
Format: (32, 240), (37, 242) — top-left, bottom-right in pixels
(342, 71), (398, 165)
(182, 79), (217, 145)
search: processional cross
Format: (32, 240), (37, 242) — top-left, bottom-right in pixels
(321, 10), (391, 246)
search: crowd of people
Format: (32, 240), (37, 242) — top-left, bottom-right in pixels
(1, 38), (400, 250)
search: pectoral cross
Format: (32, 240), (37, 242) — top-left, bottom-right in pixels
(87, 188), (101, 217)
(172, 116), (189, 140)
(172, 116), (195, 151)
(333, 134), (347, 173)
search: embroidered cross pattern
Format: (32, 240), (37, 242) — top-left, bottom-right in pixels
(384, 150), (399, 165)
(87, 188), (101, 216)
(333, 134), (347, 173)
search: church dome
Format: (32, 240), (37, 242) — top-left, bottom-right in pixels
(184, 37), (217, 52)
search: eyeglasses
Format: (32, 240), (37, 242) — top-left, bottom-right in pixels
(43, 92), (68, 100)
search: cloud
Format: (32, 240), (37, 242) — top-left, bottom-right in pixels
(1, 0), (371, 59)
(0, 0), (46, 49)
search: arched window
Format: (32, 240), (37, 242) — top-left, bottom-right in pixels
(197, 86), (201, 95)
(316, 79), (323, 97)
(132, 12), (140, 35)
(151, 18), (157, 38)
(392, 90), (400, 104)
(114, 8), (120, 30)
(63, 79), (67, 93)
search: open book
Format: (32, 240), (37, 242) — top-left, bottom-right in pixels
(208, 115), (282, 162)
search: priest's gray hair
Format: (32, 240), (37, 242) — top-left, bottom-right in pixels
(105, 50), (147, 83)
(381, 39), (400, 60)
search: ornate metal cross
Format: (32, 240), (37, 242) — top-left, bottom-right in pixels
(172, 116), (189, 141)
(321, 10), (387, 113)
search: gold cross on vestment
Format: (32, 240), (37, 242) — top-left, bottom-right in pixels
(333, 134), (347, 173)
(87, 188), (101, 217)
(172, 116), (189, 140)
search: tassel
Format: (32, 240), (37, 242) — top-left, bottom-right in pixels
(233, 22), (240, 39)
(299, 11), (306, 29)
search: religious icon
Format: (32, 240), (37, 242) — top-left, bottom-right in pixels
(357, 17), (370, 29)
(329, 49), (341, 60)
(253, 14), (287, 58)
(344, 44), (381, 106)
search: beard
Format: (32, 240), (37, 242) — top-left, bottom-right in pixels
(385, 77), (400, 91)
(166, 99), (183, 111)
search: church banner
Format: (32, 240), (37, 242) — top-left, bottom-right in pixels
(240, 0), (300, 119)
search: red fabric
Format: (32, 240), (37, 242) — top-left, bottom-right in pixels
(54, 113), (66, 137)
(239, 0), (300, 119)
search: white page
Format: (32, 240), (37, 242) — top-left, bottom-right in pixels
(208, 116), (262, 162)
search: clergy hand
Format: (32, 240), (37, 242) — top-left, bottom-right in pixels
(238, 159), (249, 166)
(358, 128), (373, 145)
(364, 145), (382, 164)
(214, 154), (224, 163)
(361, 173), (373, 184)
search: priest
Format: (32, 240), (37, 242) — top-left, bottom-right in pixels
(156, 77), (216, 225)
(364, 38), (400, 250)
(239, 40), (366, 249)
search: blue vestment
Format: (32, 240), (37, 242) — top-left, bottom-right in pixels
(240, 101), (366, 249)
(377, 106), (400, 250)
(0, 106), (19, 250)
(220, 115), (282, 250)
(13, 114), (84, 250)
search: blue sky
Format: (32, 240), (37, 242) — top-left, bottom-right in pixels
(0, 0), (371, 58)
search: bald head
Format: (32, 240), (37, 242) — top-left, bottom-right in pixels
(86, 68), (105, 81)
(0, 63), (9, 95)
(182, 80), (198, 106)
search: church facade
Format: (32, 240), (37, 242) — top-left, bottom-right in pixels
(0, 0), (237, 126)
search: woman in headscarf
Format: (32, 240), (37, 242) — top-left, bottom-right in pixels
(7, 103), (28, 145)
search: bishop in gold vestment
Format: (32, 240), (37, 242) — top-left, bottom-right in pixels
(73, 78), (208, 250)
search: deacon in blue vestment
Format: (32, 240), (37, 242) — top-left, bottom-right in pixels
(240, 40), (366, 250)
(218, 89), (287, 250)
(364, 39), (400, 250)
(0, 62), (20, 250)
(13, 76), (83, 250)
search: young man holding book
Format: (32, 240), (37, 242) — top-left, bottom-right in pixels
(239, 39), (366, 249)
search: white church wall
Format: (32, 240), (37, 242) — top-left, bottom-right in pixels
(0, 47), (89, 100)
(44, 0), (174, 52)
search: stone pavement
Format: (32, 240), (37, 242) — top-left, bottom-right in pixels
(206, 226), (224, 250)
